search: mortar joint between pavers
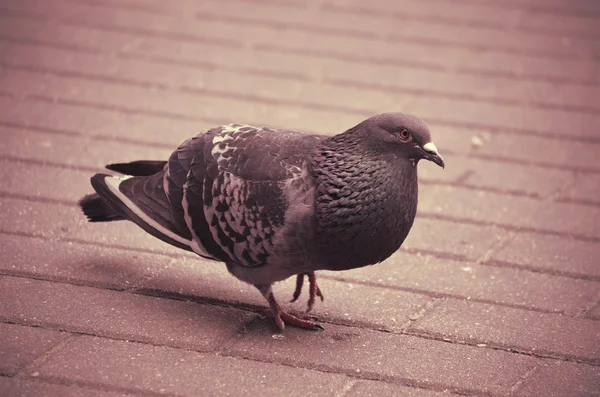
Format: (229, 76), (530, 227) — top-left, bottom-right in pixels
(334, 378), (358, 397)
(475, 230), (517, 265)
(507, 360), (542, 397)
(400, 297), (443, 332)
(17, 333), (80, 377)
(546, 169), (581, 202)
(578, 291), (600, 319)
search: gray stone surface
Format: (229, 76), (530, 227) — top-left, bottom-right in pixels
(490, 232), (600, 279)
(348, 380), (451, 397)
(333, 251), (599, 314)
(410, 299), (600, 363)
(28, 335), (352, 397)
(0, 377), (129, 397)
(0, 276), (253, 351)
(0, 323), (70, 376)
(1, 0), (599, 396)
(225, 321), (537, 395)
(515, 360), (600, 397)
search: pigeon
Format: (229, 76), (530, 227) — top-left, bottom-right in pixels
(79, 113), (444, 331)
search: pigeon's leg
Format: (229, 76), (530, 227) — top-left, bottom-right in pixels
(290, 274), (304, 303)
(256, 284), (324, 331)
(306, 272), (324, 313)
(289, 272), (324, 312)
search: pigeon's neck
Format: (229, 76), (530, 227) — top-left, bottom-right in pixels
(310, 134), (418, 269)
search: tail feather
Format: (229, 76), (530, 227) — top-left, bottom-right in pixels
(79, 193), (126, 222)
(105, 160), (167, 176)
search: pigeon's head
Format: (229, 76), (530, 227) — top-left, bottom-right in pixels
(361, 112), (445, 169)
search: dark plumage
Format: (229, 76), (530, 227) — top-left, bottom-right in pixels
(79, 112), (444, 331)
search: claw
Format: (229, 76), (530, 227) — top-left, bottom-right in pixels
(260, 285), (324, 331)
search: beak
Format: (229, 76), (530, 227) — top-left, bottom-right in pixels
(423, 142), (445, 169)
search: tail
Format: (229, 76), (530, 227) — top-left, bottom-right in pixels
(105, 160), (167, 176)
(79, 193), (126, 222)
(80, 173), (193, 252)
(79, 160), (167, 222)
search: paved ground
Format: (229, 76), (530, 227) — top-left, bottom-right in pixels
(1, 0), (599, 396)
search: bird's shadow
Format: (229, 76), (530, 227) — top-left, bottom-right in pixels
(75, 253), (294, 334)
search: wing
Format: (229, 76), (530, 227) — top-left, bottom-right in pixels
(88, 124), (322, 265)
(181, 124), (323, 267)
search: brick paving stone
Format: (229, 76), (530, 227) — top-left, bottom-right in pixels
(6, 38), (598, 129)
(88, 113), (210, 145)
(0, 276), (253, 351)
(0, 377), (130, 397)
(489, 232), (600, 279)
(402, 218), (504, 260)
(324, 63), (600, 111)
(27, 335), (352, 396)
(291, 278), (431, 331)
(347, 380), (451, 397)
(0, 68), (354, 135)
(30, 0), (600, 86)
(0, 126), (171, 170)
(0, 322), (70, 376)
(409, 300), (600, 363)
(0, 96), (204, 146)
(3, 8), (598, 90)
(472, 0), (600, 13)
(558, 174), (600, 206)
(405, 95), (600, 142)
(0, 95), (122, 138)
(0, 14), (151, 55)
(0, 158), (94, 202)
(457, 158), (574, 197)
(586, 302), (600, 320)
(3, 53), (599, 144)
(514, 360), (600, 397)
(333, 250), (599, 314)
(225, 321), (537, 395)
(0, 197), (193, 257)
(419, 184), (600, 239)
(319, 0), (600, 37)
(0, 233), (173, 290)
(139, 255), (431, 331)
(471, 133), (600, 172)
(87, 0), (592, 59)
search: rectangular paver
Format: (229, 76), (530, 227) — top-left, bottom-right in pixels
(0, 322), (70, 376)
(224, 321), (538, 396)
(515, 360), (600, 397)
(332, 250), (599, 314)
(0, 233), (173, 290)
(0, 196), (191, 256)
(489, 232), (600, 280)
(409, 300), (600, 363)
(419, 184), (600, 239)
(347, 380), (452, 397)
(27, 335), (352, 397)
(140, 255), (431, 332)
(0, 276), (254, 351)
(0, 377), (129, 397)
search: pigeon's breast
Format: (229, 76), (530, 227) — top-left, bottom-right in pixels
(312, 158), (419, 270)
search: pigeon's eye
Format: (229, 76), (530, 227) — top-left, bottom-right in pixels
(398, 128), (411, 142)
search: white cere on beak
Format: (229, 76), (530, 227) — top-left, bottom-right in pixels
(423, 142), (440, 155)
